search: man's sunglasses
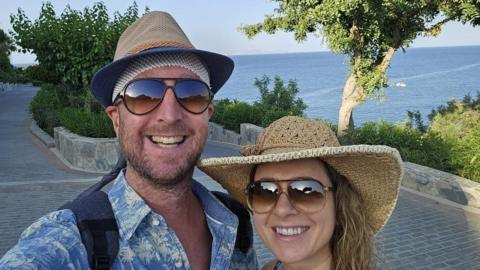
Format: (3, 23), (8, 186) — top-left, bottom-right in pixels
(116, 78), (213, 115)
(245, 178), (335, 214)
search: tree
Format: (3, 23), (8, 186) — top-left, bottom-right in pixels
(240, 0), (480, 136)
(10, 2), (141, 99)
(0, 28), (15, 81)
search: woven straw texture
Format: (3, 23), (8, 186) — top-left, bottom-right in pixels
(115, 11), (194, 60)
(197, 116), (403, 233)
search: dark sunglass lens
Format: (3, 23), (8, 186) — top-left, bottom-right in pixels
(250, 182), (279, 213)
(174, 80), (211, 113)
(288, 180), (326, 212)
(124, 80), (166, 114)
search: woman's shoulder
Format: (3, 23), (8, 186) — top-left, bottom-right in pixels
(262, 259), (282, 270)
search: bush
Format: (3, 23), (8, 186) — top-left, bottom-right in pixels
(254, 75), (307, 127)
(343, 121), (453, 172)
(451, 126), (480, 182)
(61, 108), (115, 138)
(211, 99), (262, 133)
(427, 93), (480, 182)
(211, 75), (307, 132)
(29, 84), (62, 136)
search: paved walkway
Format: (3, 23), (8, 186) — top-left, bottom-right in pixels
(1, 85), (479, 269)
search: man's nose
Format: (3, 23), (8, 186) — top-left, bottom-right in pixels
(151, 87), (183, 123)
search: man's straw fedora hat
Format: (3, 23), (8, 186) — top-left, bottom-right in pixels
(91, 11), (234, 107)
(198, 116), (403, 233)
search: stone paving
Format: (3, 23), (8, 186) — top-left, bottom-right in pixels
(1, 85), (480, 269)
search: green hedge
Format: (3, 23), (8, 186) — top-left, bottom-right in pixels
(211, 75), (307, 132)
(61, 108), (115, 138)
(29, 84), (62, 136)
(343, 121), (453, 172)
(30, 84), (115, 137)
(343, 93), (480, 183)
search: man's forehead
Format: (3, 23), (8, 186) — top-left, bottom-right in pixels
(133, 66), (200, 80)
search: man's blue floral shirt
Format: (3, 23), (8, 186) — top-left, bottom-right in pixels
(0, 171), (258, 269)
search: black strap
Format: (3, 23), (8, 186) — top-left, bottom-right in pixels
(59, 154), (125, 269)
(212, 191), (253, 254)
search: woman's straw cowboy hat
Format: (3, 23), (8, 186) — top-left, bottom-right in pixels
(91, 11), (234, 107)
(197, 116), (403, 233)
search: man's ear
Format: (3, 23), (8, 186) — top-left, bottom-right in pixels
(105, 105), (120, 136)
(207, 103), (214, 119)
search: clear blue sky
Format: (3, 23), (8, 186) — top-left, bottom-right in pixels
(2, 0), (480, 65)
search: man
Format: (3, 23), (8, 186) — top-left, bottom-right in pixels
(0, 11), (257, 269)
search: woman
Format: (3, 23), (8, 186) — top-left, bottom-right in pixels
(198, 116), (403, 270)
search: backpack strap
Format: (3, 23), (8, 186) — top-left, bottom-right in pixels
(59, 154), (125, 269)
(61, 192), (119, 270)
(212, 191), (253, 254)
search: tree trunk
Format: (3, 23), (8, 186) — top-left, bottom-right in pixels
(337, 47), (396, 137)
(337, 74), (362, 137)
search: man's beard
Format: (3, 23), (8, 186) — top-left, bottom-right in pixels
(118, 120), (204, 189)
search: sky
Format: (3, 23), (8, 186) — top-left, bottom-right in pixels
(1, 0), (480, 65)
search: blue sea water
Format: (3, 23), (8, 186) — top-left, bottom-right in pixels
(216, 46), (480, 125)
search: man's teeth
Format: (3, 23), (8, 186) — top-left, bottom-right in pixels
(275, 227), (307, 236)
(151, 136), (184, 145)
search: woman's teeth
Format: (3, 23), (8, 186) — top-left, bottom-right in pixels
(275, 227), (307, 236)
(150, 136), (184, 147)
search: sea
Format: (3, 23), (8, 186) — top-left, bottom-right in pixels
(217, 45), (480, 125)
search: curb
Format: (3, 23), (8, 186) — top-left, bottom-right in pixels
(30, 120), (55, 148)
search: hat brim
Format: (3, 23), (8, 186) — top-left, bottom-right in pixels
(91, 47), (234, 107)
(197, 144), (403, 233)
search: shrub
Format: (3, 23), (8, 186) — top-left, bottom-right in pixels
(427, 93), (480, 182)
(254, 75), (307, 127)
(60, 107), (115, 138)
(211, 75), (307, 132)
(29, 84), (62, 136)
(450, 126), (480, 182)
(211, 99), (262, 133)
(343, 121), (453, 172)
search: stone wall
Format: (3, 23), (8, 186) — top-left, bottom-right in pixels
(54, 127), (120, 173)
(208, 122), (241, 145)
(402, 162), (480, 209)
(240, 123), (263, 145)
(50, 122), (480, 210)
(0, 83), (15, 92)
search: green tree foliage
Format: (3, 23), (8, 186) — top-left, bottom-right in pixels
(0, 28), (15, 82)
(240, 0), (480, 135)
(10, 2), (141, 107)
(211, 75), (307, 132)
(343, 121), (453, 172)
(346, 93), (480, 182)
(428, 93), (480, 181)
(254, 75), (308, 126)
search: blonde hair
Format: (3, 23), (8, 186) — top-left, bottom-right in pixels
(328, 166), (375, 270)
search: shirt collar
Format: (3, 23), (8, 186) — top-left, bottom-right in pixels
(108, 171), (152, 241)
(108, 171), (238, 241)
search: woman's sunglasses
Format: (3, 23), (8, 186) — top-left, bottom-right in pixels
(245, 178), (335, 214)
(116, 78), (213, 115)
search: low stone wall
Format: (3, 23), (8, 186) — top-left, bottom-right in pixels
(54, 127), (120, 173)
(240, 123), (263, 145)
(402, 162), (480, 209)
(50, 122), (480, 210)
(207, 122), (264, 145)
(0, 83), (15, 92)
(208, 122), (241, 145)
